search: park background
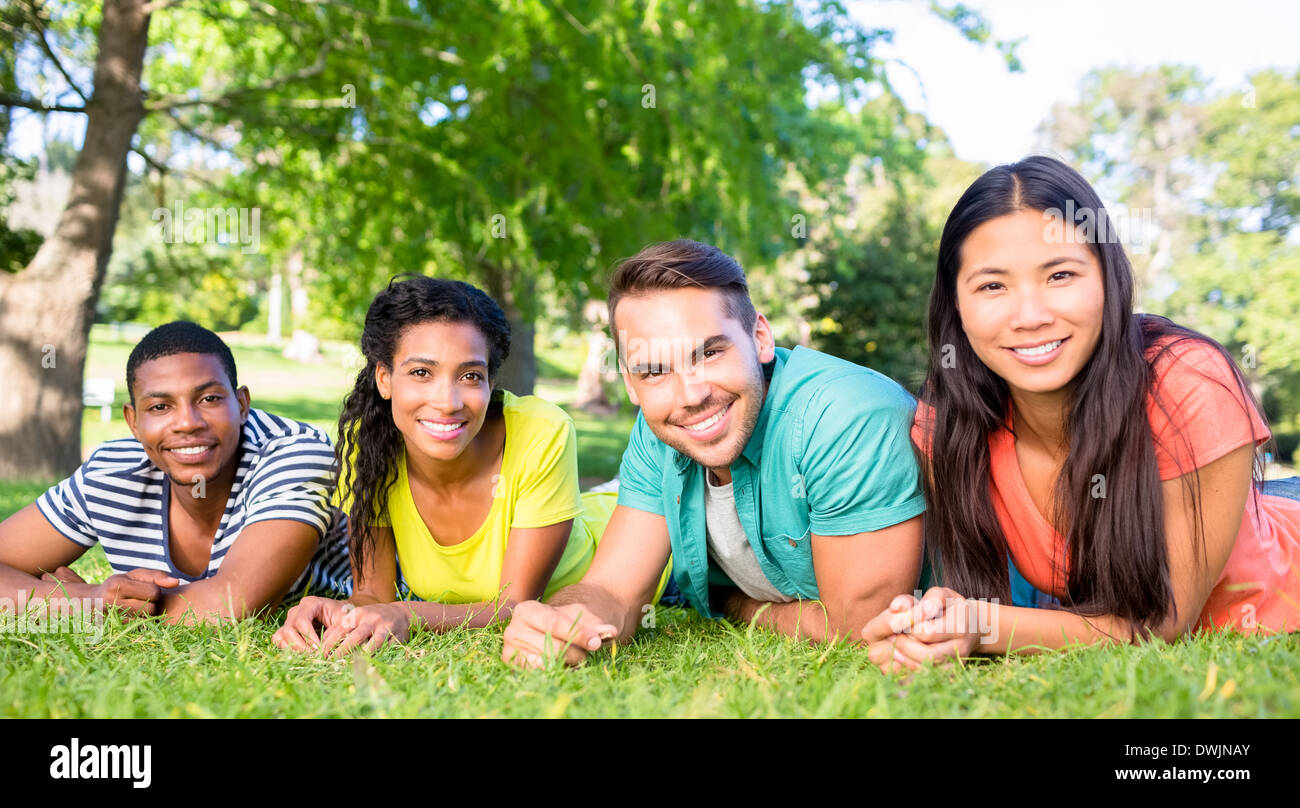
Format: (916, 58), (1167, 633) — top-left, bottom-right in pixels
(0, 0), (1298, 718)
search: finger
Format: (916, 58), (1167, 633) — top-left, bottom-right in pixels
(545, 613), (605, 653)
(890, 633), (963, 667)
(272, 626), (306, 652)
(861, 609), (899, 644)
(127, 568), (181, 588)
(889, 593), (918, 612)
(108, 579), (163, 604)
(319, 622), (354, 658)
(55, 566), (87, 584)
(284, 611), (324, 649)
(362, 626), (393, 653)
(329, 624), (375, 658)
(111, 598), (158, 617)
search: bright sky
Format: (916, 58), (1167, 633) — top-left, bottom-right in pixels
(855, 0), (1300, 166)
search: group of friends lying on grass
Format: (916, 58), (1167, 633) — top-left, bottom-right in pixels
(3, 156), (1298, 673)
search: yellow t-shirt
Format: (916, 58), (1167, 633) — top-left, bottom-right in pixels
(339, 392), (610, 603)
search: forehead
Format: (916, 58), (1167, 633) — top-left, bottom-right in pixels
(958, 209), (1098, 277)
(613, 287), (741, 343)
(393, 320), (489, 358)
(132, 352), (232, 395)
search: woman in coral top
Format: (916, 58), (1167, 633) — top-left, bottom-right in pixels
(863, 155), (1300, 672)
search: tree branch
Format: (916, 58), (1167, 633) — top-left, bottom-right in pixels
(144, 42), (333, 112)
(0, 91), (85, 113)
(21, 0), (89, 103)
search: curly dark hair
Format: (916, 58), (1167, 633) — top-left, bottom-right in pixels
(126, 321), (238, 404)
(337, 275), (511, 576)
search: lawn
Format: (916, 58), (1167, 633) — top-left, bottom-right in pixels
(2, 330), (1298, 718)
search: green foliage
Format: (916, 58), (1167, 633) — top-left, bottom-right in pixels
(1043, 66), (1300, 430)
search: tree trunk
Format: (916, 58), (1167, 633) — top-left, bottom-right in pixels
(480, 261), (536, 396)
(0, 0), (150, 480)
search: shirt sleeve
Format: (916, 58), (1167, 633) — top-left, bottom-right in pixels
(615, 411), (667, 516)
(1148, 338), (1271, 481)
(243, 433), (339, 537)
(35, 467), (98, 548)
(799, 376), (927, 536)
(510, 413), (585, 529)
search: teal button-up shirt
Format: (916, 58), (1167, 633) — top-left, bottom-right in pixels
(616, 346), (926, 618)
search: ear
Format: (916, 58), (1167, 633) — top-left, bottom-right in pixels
(123, 403), (138, 437)
(620, 366), (640, 407)
(235, 386), (251, 423)
(753, 313), (776, 364)
(375, 363), (392, 401)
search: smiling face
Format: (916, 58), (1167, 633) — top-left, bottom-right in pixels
(614, 287), (775, 474)
(375, 320), (495, 463)
(124, 353), (250, 488)
(954, 208), (1107, 398)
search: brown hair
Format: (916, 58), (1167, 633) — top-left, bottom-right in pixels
(607, 240), (757, 343)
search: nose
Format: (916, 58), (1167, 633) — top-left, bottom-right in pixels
(1008, 285), (1055, 332)
(430, 377), (464, 414)
(169, 400), (206, 436)
(675, 365), (712, 410)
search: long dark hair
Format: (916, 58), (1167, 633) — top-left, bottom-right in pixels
(338, 275), (511, 576)
(919, 155), (1268, 633)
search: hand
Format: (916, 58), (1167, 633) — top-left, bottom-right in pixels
(92, 568), (181, 617)
(863, 587), (985, 673)
(318, 602), (411, 658)
(501, 600), (617, 669)
(272, 596), (352, 652)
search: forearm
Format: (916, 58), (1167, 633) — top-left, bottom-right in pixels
(0, 564), (93, 604)
(726, 593), (835, 643)
(979, 603), (1139, 655)
(388, 598), (518, 632)
(159, 580), (284, 625)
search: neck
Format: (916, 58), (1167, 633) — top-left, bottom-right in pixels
(406, 415), (504, 493)
(1008, 385), (1071, 455)
(170, 454), (238, 526)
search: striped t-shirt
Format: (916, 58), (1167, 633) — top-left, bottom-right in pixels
(36, 408), (352, 605)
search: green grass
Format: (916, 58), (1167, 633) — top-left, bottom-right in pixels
(3, 545), (1297, 718)
(6, 329), (1296, 717)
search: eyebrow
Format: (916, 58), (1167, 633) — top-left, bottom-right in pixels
(626, 334), (730, 374)
(399, 356), (488, 371)
(140, 380), (225, 401)
(965, 256), (1087, 281)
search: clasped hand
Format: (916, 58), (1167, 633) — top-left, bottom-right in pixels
(861, 586), (989, 674)
(273, 596), (410, 657)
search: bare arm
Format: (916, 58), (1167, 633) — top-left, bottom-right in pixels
(0, 503), (178, 613)
(157, 519), (321, 624)
(725, 514), (924, 643)
(501, 504), (671, 667)
(870, 444), (1256, 668)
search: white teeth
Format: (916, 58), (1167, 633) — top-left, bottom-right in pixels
(681, 407), (727, 432)
(421, 420), (464, 433)
(1013, 340), (1063, 357)
(169, 446), (208, 455)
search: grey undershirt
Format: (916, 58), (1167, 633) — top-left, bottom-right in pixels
(704, 472), (793, 603)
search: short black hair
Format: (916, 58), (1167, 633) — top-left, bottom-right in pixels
(126, 321), (239, 404)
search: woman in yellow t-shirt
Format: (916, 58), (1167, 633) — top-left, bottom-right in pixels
(272, 276), (657, 655)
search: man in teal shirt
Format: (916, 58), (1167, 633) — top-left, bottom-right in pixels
(503, 240), (925, 667)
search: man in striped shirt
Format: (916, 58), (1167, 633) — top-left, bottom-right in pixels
(0, 321), (351, 624)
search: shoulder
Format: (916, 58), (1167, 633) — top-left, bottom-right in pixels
(80, 438), (157, 484)
(779, 346), (917, 422)
(502, 393), (576, 445)
(242, 408), (335, 456)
